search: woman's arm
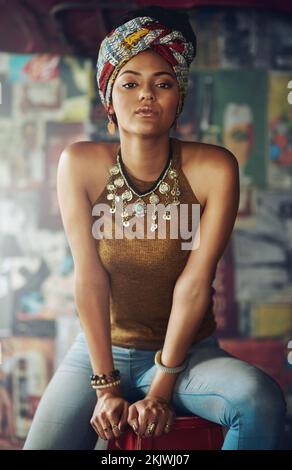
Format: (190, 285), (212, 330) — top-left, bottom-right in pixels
(147, 146), (240, 401)
(57, 142), (120, 397)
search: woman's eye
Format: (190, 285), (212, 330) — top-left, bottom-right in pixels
(122, 83), (136, 88)
(157, 83), (172, 88)
(122, 82), (172, 89)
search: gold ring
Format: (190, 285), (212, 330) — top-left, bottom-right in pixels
(146, 422), (156, 435)
(112, 424), (119, 430)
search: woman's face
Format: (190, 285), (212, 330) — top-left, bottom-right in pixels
(109, 49), (180, 136)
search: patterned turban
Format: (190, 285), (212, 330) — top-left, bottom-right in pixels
(96, 16), (196, 116)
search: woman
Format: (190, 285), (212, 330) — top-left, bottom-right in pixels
(23, 6), (286, 450)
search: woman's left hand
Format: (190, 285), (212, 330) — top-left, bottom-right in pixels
(127, 395), (176, 438)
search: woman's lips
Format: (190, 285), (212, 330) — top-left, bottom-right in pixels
(135, 111), (157, 117)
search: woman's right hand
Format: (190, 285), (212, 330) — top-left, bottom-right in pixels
(90, 389), (130, 441)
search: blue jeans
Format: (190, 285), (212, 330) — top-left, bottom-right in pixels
(23, 331), (286, 450)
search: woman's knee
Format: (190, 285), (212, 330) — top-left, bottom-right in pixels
(235, 368), (286, 422)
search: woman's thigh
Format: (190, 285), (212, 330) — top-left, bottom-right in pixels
(23, 332), (98, 449)
(134, 335), (286, 425)
(23, 333), (138, 449)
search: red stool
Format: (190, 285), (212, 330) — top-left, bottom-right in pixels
(107, 416), (224, 450)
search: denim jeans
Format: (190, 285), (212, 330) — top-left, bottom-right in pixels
(23, 331), (286, 450)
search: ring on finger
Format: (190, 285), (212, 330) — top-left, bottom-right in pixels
(112, 424), (120, 433)
(103, 426), (112, 432)
(146, 422), (156, 435)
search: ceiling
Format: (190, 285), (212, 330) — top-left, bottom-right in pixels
(1, 0), (292, 57)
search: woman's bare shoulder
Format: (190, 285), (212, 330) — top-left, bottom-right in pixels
(180, 140), (239, 208)
(59, 140), (118, 206)
(181, 140), (237, 169)
(61, 140), (115, 164)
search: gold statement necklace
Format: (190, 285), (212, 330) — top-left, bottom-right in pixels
(106, 140), (181, 232)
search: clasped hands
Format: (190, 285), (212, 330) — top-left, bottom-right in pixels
(90, 393), (176, 441)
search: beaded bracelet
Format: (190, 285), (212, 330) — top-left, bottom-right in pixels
(90, 369), (121, 389)
(154, 350), (188, 374)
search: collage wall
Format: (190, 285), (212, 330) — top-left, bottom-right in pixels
(0, 7), (292, 449)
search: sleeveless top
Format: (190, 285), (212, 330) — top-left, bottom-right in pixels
(91, 137), (217, 350)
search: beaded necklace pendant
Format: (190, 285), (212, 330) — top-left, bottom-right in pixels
(106, 144), (180, 232)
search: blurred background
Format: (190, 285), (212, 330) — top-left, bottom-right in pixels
(0, 0), (292, 450)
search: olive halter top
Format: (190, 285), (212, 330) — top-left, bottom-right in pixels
(91, 137), (217, 350)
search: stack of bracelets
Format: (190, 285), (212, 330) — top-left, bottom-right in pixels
(90, 351), (189, 390)
(90, 369), (121, 390)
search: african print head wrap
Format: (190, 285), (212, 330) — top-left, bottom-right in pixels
(96, 16), (196, 116)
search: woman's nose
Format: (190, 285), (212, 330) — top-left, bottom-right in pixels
(139, 86), (155, 100)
